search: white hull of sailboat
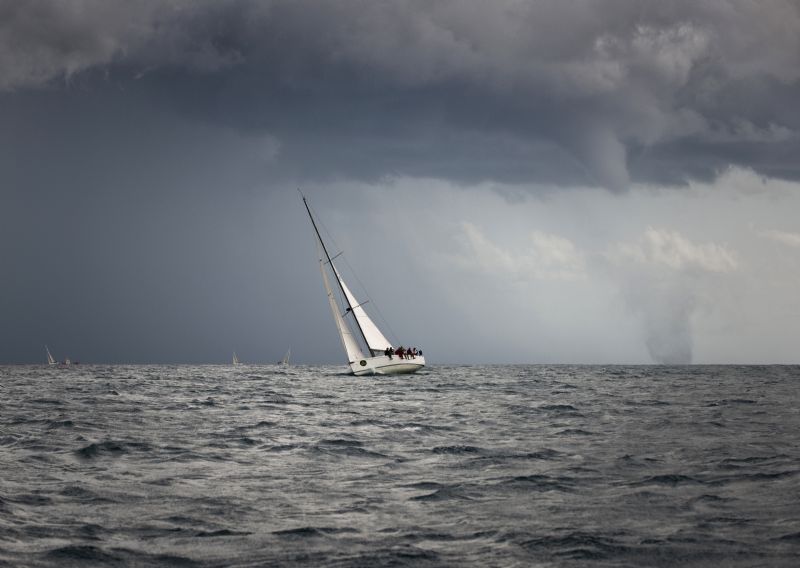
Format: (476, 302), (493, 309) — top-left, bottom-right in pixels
(349, 355), (425, 376)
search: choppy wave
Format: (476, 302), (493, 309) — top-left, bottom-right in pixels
(1, 363), (799, 566)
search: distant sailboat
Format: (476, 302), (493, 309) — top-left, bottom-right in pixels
(279, 348), (291, 366)
(46, 346), (73, 367)
(302, 195), (425, 375)
(232, 352), (240, 366)
(46, 345), (57, 366)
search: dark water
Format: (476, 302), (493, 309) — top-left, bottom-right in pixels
(1, 364), (799, 567)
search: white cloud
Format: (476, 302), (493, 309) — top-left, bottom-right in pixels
(528, 230), (588, 280)
(757, 228), (800, 248)
(461, 222), (586, 281)
(609, 227), (739, 273)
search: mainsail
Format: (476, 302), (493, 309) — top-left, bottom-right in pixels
(319, 249), (364, 362)
(233, 352), (240, 365)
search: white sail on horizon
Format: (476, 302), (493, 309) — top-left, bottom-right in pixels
(45, 345), (56, 366)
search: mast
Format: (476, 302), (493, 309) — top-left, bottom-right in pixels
(302, 196), (371, 351)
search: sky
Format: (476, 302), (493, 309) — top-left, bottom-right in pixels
(2, 0), (800, 364)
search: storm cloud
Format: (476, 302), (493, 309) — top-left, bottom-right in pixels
(3, 0), (800, 189)
(3, 1), (800, 364)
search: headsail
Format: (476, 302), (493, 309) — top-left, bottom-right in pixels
(334, 266), (392, 355)
(233, 352), (240, 365)
(281, 348), (291, 365)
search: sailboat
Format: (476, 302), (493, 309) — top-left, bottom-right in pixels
(46, 346), (73, 367)
(302, 196), (425, 375)
(232, 352), (240, 366)
(279, 348), (291, 366)
(46, 345), (57, 366)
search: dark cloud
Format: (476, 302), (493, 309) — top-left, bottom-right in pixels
(3, 1), (800, 364)
(3, 0), (800, 189)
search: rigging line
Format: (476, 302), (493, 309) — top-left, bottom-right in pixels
(323, 251), (344, 265)
(310, 208), (345, 264)
(299, 190), (347, 263)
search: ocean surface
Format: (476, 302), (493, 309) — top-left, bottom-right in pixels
(1, 364), (798, 567)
